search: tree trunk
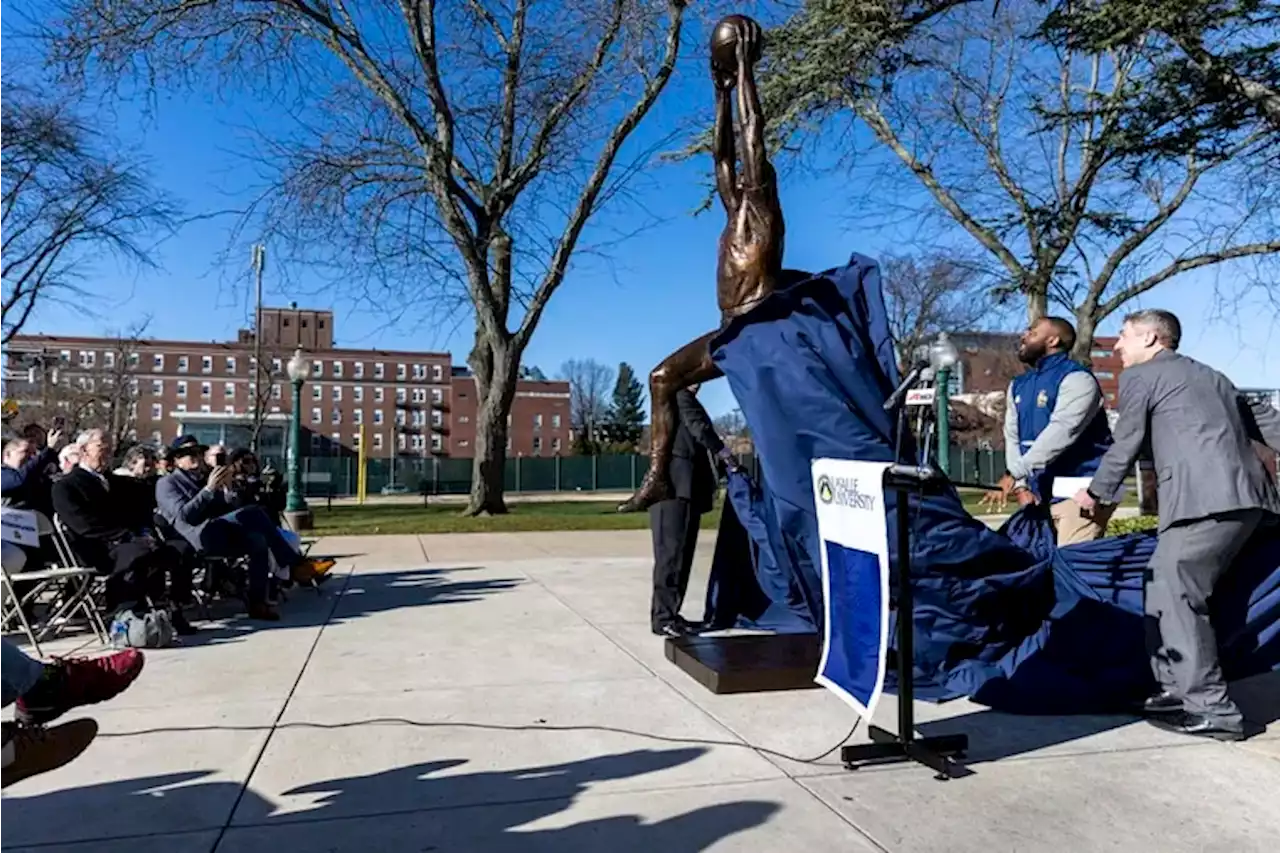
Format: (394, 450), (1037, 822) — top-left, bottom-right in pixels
(1025, 280), (1048, 325)
(1072, 312), (1098, 365)
(466, 333), (518, 516)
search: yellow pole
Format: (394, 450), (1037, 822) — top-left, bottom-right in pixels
(357, 423), (367, 504)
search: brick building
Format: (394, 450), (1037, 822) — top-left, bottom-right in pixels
(950, 331), (1122, 407)
(4, 305), (570, 458)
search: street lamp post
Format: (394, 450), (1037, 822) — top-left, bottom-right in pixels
(285, 349), (313, 531)
(929, 332), (960, 477)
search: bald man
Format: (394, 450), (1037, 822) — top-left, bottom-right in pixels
(986, 316), (1115, 544)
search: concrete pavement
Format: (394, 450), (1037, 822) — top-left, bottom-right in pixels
(3, 529), (1276, 852)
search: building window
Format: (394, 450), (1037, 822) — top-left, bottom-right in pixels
(412, 388), (426, 403)
(312, 361), (322, 377)
(332, 386), (342, 401)
(460, 439), (469, 448)
(1090, 349), (1110, 359)
(374, 362), (385, 379)
(201, 382), (212, 398)
(331, 432), (341, 450)
(395, 410), (406, 426)
(312, 384), (322, 400)
(398, 432), (407, 451)
(552, 414), (561, 429)
(310, 433), (322, 452)
(129, 353), (140, 367)
(374, 387), (384, 402)
(272, 383), (282, 399)
(374, 409), (384, 424)
(432, 364), (443, 381)
(353, 409), (363, 425)
(333, 361), (343, 378)
(1106, 392), (1116, 402)
(151, 403), (163, 420)
(412, 435), (425, 450)
(397, 363), (407, 379)
(311, 408), (321, 424)
(373, 433), (383, 450)
(459, 415), (470, 424)
(272, 357), (282, 374)
(226, 356), (237, 373)
(175, 403), (187, 413)
(353, 386), (364, 402)
(412, 410), (425, 426)
(152, 380), (164, 396)
(199, 404), (211, 413)
(177, 355), (189, 373)
(432, 410), (443, 427)
(533, 413), (543, 429)
(431, 434), (443, 452)
(532, 436), (542, 456)
(224, 405), (235, 415)
(270, 405), (281, 413)
(552, 437), (562, 453)
(103, 351), (115, 368)
(176, 381), (188, 398)
(354, 362), (364, 378)
(151, 430), (163, 445)
(58, 350), (71, 364)
(201, 355), (213, 373)
(396, 387), (407, 403)
(1096, 371), (1115, 379)
(79, 351), (95, 367)
(224, 382), (235, 398)
(153, 354), (164, 371)
(352, 432), (360, 448)
(331, 409), (342, 424)
(412, 364), (425, 379)
(432, 388), (443, 404)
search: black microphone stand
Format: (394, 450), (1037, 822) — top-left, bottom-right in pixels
(839, 370), (969, 780)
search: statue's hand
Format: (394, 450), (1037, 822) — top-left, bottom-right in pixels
(711, 57), (735, 91)
(736, 17), (763, 66)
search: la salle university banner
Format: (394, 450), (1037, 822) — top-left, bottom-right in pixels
(811, 459), (892, 722)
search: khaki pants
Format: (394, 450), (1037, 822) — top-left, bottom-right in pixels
(1051, 497), (1113, 546)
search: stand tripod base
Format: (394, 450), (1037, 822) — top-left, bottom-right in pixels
(841, 726), (968, 780)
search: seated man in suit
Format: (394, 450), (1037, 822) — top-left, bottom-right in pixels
(50, 429), (196, 632)
(649, 385), (736, 637)
(156, 436), (333, 622)
(2, 427), (66, 519)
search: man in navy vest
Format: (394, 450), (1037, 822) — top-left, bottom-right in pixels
(989, 316), (1115, 545)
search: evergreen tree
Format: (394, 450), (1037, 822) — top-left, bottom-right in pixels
(604, 362), (646, 450)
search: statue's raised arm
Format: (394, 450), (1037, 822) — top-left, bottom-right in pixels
(618, 14), (786, 514)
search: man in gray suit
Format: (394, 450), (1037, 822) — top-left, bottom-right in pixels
(1076, 309), (1280, 740)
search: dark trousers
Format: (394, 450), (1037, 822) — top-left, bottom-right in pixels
(650, 498), (702, 629)
(197, 506), (298, 604)
(104, 539), (194, 612)
(1146, 508), (1263, 724)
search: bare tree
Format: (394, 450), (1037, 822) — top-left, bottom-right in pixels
(13, 322), (149, 446)
(562, 358), (614, 453)
(882, 252), (999, 368)
(51, 0), (687, 514)
(758, 1), (1280, 358)
(1, 83), (175, 343)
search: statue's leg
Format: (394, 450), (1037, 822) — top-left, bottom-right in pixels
(617, 330), (723, 513)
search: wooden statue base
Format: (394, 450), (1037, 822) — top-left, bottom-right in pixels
(664, 632), (822, 694)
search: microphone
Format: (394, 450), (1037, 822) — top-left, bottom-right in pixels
(883, 359), (929, 412)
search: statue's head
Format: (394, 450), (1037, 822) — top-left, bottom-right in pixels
(711, 15), (762, 75)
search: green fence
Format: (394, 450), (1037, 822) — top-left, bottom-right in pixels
(270, 449), (1003, 498)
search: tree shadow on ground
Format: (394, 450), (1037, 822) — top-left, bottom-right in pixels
(2, 748), (781, 852)
(179, 565), (521, 647)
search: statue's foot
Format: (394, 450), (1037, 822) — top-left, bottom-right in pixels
(617, 474), (672, 513)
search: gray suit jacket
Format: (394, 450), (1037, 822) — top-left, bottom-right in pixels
(155, 468), (235, 547)
(1089, 350), (1280, 529)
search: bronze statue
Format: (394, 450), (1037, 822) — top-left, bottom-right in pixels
(619, 14), (786, 513)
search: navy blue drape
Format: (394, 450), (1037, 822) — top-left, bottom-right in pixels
(703, 253), (1280, 713)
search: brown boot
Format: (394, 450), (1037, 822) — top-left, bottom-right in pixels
(2, 719), (99, 788)
(291, 558), (336, 584)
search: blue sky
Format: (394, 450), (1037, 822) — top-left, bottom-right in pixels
(8, 8), (1277, 419)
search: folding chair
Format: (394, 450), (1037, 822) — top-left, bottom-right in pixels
(1, 513), (108, 657)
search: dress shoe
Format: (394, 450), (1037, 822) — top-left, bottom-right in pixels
(653, 622), (690, 638)
(247, 601), (281, 622)
(1146, 711), (1247, 741)
(1138, 690), (1182, 715)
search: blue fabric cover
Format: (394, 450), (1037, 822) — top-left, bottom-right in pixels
(706, 253), (1280, 713)
(1011, 352), (1113, 501)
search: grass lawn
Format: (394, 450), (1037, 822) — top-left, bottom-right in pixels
(311, 486), (1143, 536)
